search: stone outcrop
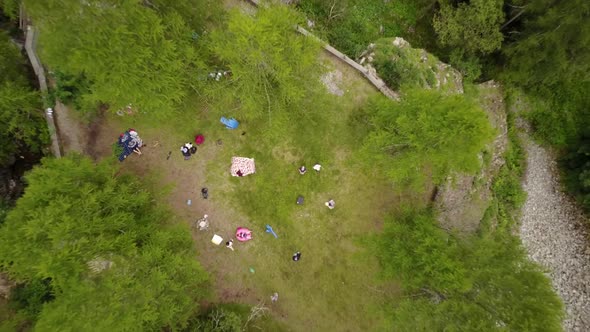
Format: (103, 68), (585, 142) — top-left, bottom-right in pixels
(434, 81), (508, 233)
(359, 37), (463, 94)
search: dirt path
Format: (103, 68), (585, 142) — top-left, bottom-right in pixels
(518, 124), (590, 331)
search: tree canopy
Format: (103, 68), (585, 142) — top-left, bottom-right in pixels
(501, 0), (590, 211)
(0, 32), (48, 165)
(207, 5), (323, 122)
(504, 0), (590, 90)
(362, 89), (494, 189)
(23, 0), (218, 116)
(0, 155), (209, 330)
(433, 0), (505, 56)
(375, 210), (564, 331)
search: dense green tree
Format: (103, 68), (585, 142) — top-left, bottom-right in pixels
(207, 5), (324, 122)
(376, 210), (564, 331)
(297, 0), (418, 58)
(376, 211), (469, 293)
(362, 90), (494, 189)
(0, 0), (19, 18)
(561, 130), (590, 212)
(504, 0), (590, 90)
(432, 0), (504, 80)
(187, 308), (243, 332)
(0, 81), (47, 164)
(0, 155), (209, 330)
(23, 0), (218, 116)
(433, 0), (505, 55)
(0, 32), (48, 165)
(502, 1), (590, 211)
(503, 0), (590, 145)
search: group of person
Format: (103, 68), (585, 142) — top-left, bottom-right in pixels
(297, 163), (322, 174)
(180, 135), (205, 160)
(117, 129), (143, 162)
(176, 133), (332, 302)
(298, 163), (335, 209)
(180, 142), (197, 160)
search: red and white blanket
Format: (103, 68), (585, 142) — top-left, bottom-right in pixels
(230, 157), (256, 177)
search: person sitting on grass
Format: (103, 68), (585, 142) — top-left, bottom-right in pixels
(181, 143), (191, 160)
(226, 239), (234, 251)
(271, 292), (279, 303)
(325, 199), (335, 209)
(299, 166), (307, 175)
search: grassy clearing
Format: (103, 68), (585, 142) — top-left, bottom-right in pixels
(200, 56), (401, 331)
(100, 53), (407, 331)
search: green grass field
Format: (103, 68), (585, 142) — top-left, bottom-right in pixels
(103, 53), (419, 331)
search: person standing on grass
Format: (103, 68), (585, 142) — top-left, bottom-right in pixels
(313, 163), (322, 172)
(292, 251), (301, 261)
(271, 292), (279, 303)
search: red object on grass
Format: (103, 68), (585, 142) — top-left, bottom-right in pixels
(195, 134), (205, 145)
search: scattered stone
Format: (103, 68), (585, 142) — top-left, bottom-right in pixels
(320, 70), (344, 96)
(392, 37), (408, 48)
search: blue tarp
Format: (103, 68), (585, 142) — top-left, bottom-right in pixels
(117, 131), (140, 162)
(220, 117), (239, 129)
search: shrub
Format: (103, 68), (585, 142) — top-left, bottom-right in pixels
(9, 279), (54, 318)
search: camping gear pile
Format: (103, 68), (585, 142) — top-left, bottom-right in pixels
(117, 129), (143, 161)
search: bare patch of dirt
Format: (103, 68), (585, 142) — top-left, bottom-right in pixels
(320, 70), (344, 96)
(53, 101), (87, 154)
(0, 273), (15, 299)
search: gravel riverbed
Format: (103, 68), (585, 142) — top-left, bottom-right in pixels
(520, 138), (590, 332)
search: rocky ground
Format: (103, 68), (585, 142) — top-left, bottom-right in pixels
(519, 134), (590, 331)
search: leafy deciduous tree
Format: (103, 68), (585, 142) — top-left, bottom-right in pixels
(504, 0), (590, 90)
(208, 5), (323, 122)
(376, 210), (564, 331)
(362, 90), (494, 189)
(433, 0), (505, 55)
(23, 0), (217, 116)
(432, 0), (504, 80)
(0, 155), (209, 330)
(0, 32), (48, 165)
